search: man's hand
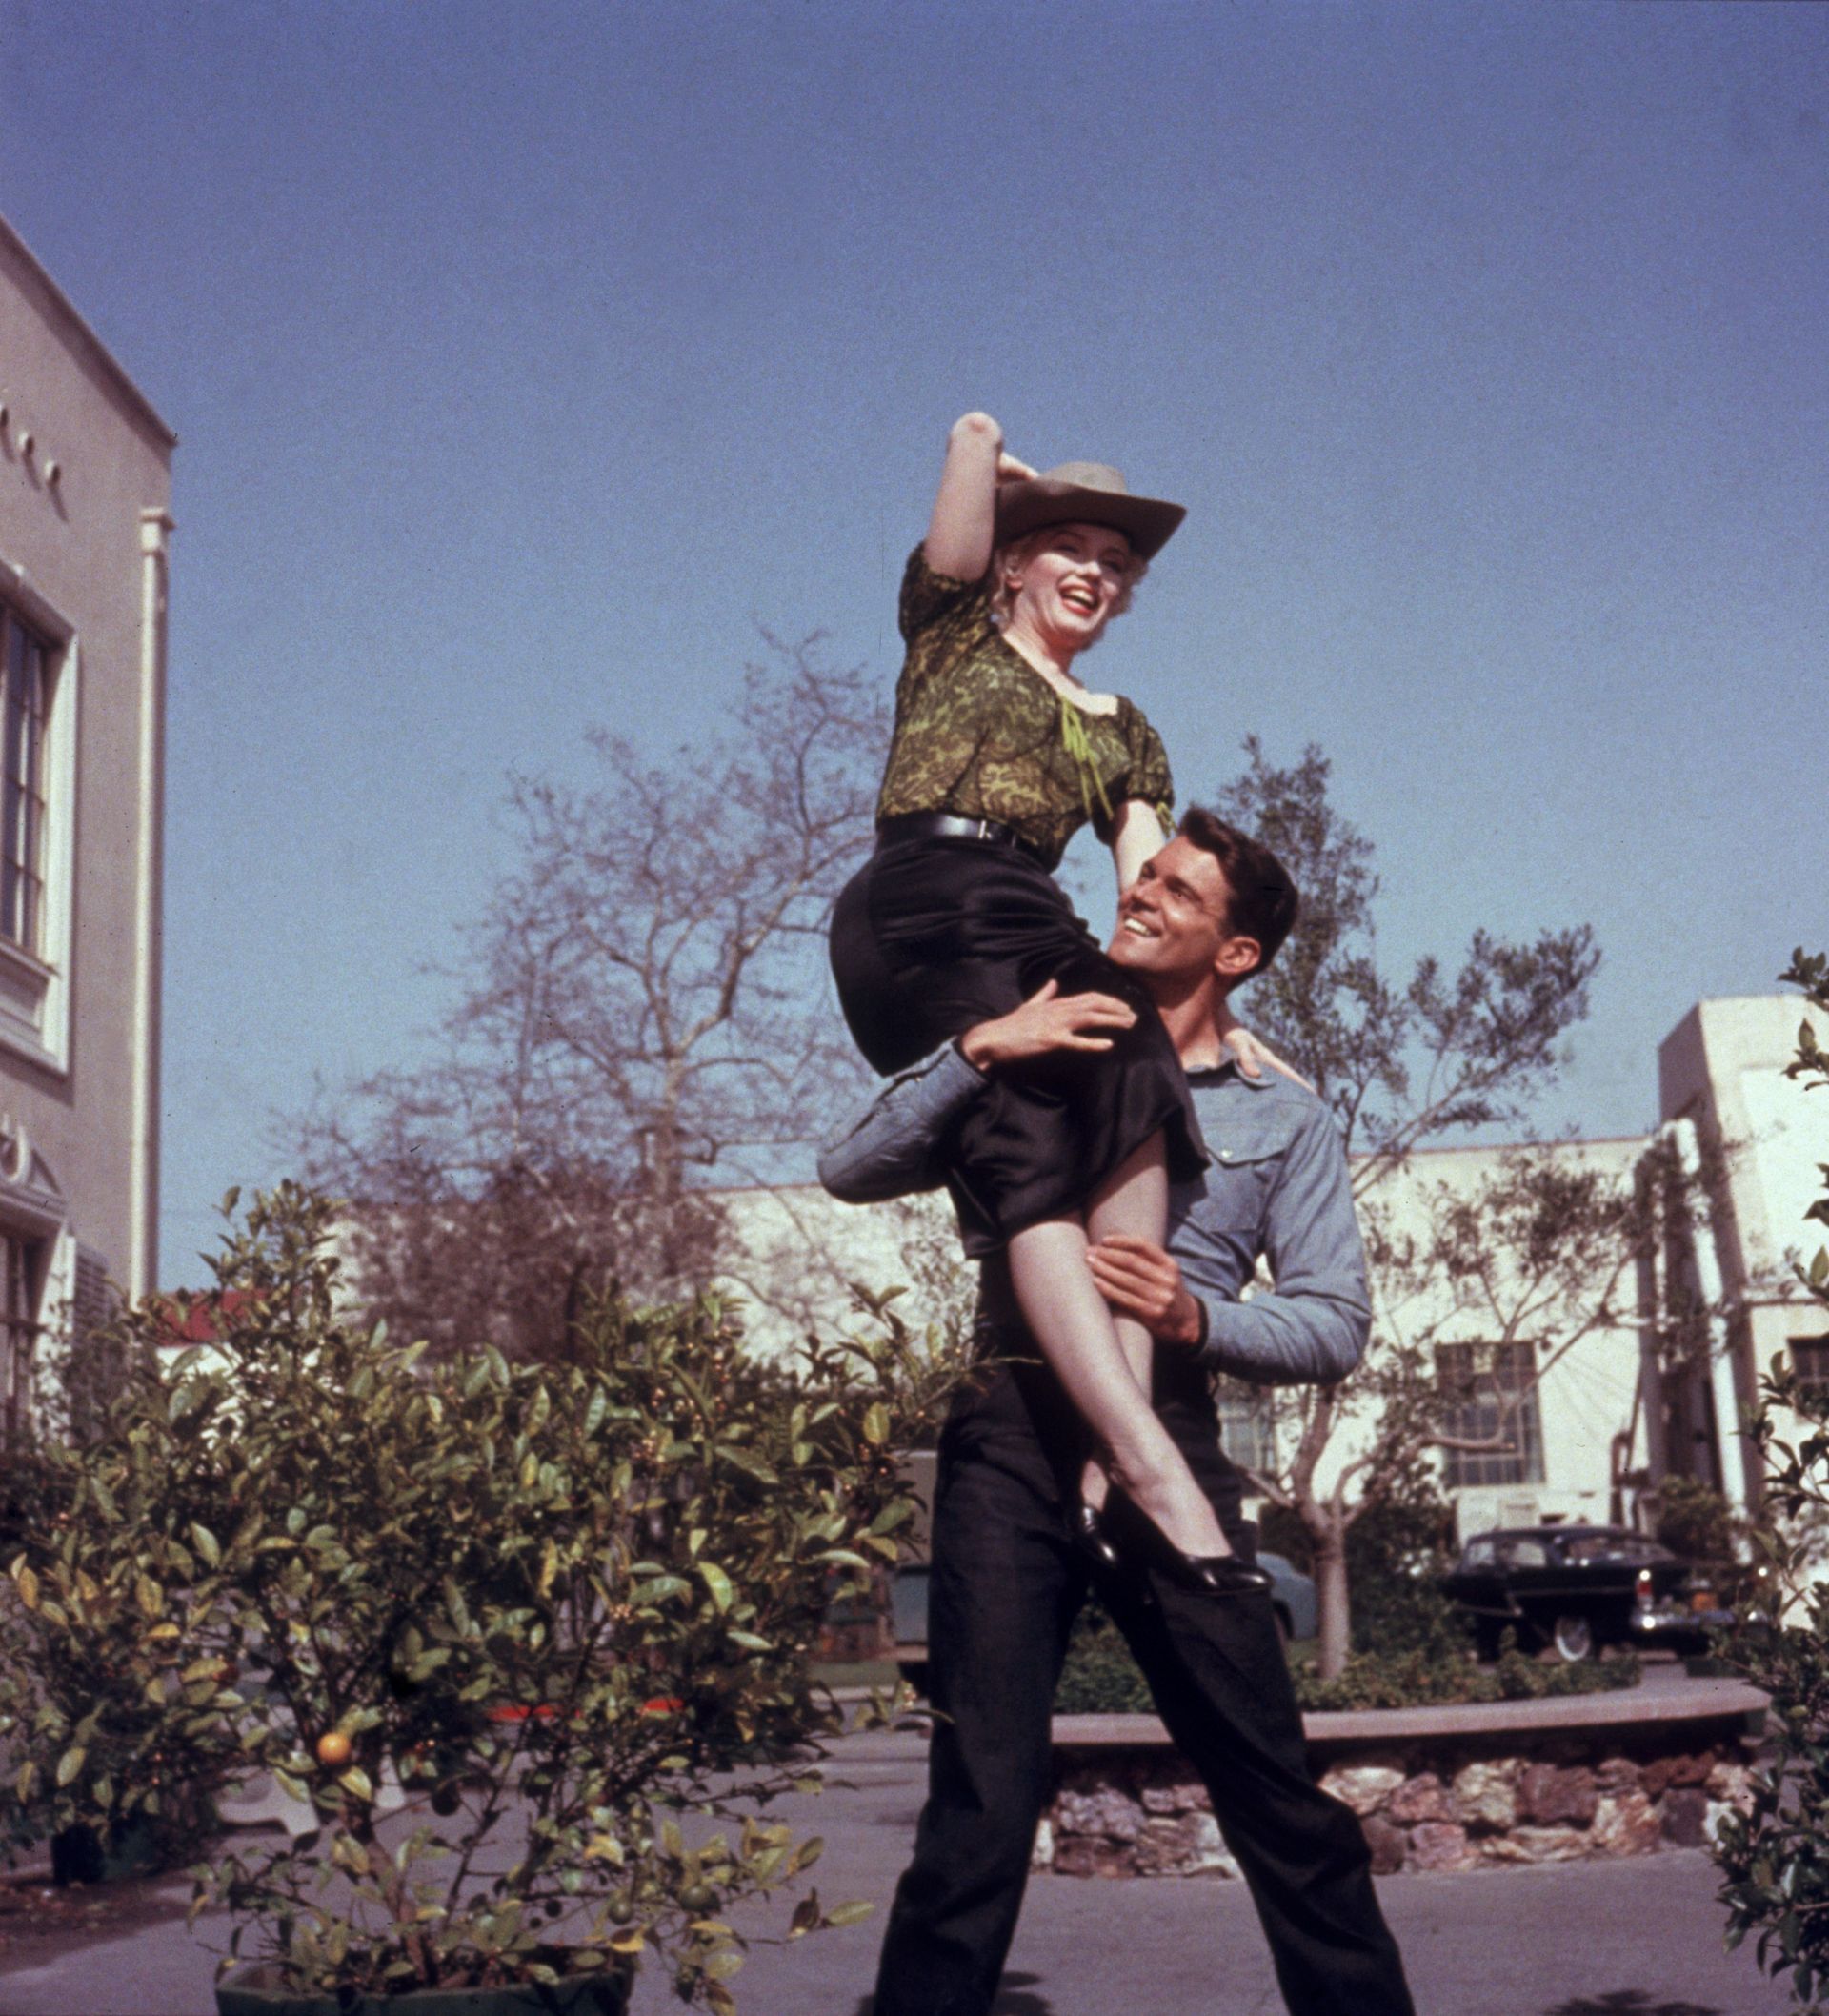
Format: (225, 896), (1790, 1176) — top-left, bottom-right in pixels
(958, 978), (1136, 1072)
(1086, 1233), (1203, 1349)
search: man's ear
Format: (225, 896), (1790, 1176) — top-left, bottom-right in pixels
(1214, 934), (1262, 983)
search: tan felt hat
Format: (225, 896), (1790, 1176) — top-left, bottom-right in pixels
(994, 460), (1186, 560)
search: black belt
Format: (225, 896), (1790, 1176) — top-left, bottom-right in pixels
(875, 813), (1050, 864)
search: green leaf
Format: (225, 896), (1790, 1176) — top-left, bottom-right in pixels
(698, 1562), (734, 1612)
(337, 1766), (375, 1803)
(825, 1899), (874, 1927)
(862, 1402), (891, 1446)
(190, 1522), (222, 1568)
(55, 1745), (86, 1788)
(13, 1562), (38, 1611)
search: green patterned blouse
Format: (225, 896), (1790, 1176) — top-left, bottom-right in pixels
(875, 548), (1174, 871)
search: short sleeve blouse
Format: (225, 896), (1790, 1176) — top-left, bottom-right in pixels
(874, 548), (1174, 870)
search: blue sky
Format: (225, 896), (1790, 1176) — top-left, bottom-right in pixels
(1, 1), (1823, 1283)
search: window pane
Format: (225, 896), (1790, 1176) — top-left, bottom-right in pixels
(0, 609), (50, 956)
(1437, 1341), (1545, 1489)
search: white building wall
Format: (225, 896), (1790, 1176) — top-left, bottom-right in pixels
(720, 996), (1829, 1542)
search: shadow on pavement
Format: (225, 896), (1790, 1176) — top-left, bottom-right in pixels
(851, 1973), (1055, 2015)
(1542, 1994), (1723, 2016)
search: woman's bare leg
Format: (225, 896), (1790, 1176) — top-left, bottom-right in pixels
(1005, 1142), (1230, 1559)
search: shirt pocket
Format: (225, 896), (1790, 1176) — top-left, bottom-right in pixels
(1183, 1119), (1296, 1230)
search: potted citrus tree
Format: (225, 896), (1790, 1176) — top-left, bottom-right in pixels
(1, 1184), (932, 2014)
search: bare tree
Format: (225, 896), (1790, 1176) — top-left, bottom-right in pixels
(301, 636), (887, 1360)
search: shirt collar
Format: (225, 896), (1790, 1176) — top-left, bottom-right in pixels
(1183, 1054), (1276, 1090)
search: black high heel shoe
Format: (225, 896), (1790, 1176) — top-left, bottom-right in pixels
(1072, 1501), (1124, 1578)
(1103, 1491), (1275, 1599)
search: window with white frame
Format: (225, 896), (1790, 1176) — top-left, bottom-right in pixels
(0, 606), (50, 958)
(1214, 1379), (1279, 1483)
(1436, 1341), (1545, 1489)
(0, 580), (73, 1070)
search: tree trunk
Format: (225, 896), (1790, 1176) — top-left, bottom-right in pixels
(1311, 1523), (1352, 1680)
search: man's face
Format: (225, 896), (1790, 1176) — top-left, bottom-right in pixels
(1106, 837), (1260, 989)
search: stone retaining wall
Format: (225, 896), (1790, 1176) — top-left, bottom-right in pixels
(1036, 1717), (1760, 1879)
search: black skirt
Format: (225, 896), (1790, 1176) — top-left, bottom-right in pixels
(829, 836), (1207, 1256)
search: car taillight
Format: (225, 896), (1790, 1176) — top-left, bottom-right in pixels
(1635, 1568), (1654, 1605)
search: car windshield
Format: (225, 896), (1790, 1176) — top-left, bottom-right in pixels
(1559, 1534), (1671, 1564)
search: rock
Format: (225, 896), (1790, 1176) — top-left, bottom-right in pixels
(1182, 1812), (1241, 1879)
(1406, 1822), (1474, 1873)
(1592, 1790), (1662, 1857)
(1054, 1787), (1144, 1843)
(1594, 1756), (1643, 1794)
(1643, 1751), (1714, 1799)
(1706, 1760), (1752, 1806)
(1031, 1817), (1055, 1870)
(1387, 1773), (1451, 1824)
(1361, 1815), (1406, 1877)
(1659, 1787), (1709, 1848)
(1133, 1812), (1240, 1879)
(1320, 1762), (1407, 1817)
(1052, 1837), (1135, 1878)
(1481, 1825), (1588, 1865)
(1452, 1761), (1518, 1833)
(1140, 1777), (1210, 1816)
(1518, 1763), (1599, 1827)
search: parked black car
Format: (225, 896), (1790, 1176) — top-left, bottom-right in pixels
(1443, 1523), (1734, 1663)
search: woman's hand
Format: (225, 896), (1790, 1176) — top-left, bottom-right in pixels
(1221, 1023), (1316, 1092)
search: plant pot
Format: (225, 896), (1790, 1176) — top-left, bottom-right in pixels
(215, 1959), (633, 2016)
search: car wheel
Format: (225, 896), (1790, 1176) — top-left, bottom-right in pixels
(1551, 1613), (1594, 1663)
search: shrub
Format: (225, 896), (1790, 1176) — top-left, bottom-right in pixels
(1710, 948), (1829, 2009)
(0, 1184), (942, 2011)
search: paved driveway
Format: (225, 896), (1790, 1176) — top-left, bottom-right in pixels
(0, 1718), (1793, 2016)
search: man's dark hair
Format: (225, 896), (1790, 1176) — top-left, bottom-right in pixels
(1176, 806), (1300, 977)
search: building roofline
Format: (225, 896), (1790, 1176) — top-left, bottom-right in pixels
(0, 212), (177, 452)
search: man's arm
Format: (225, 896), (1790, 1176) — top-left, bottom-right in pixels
(1088, 1101), (1370, 1384)
(815, 1044), (983, 1204)
(817, 981), (1138, 1204)
(1199, 1102), (1370, 1383)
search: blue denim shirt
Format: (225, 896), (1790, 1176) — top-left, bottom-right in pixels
(817, 1043), (1370, 1386)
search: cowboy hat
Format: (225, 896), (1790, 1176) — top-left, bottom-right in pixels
(994, 461), (1186, 561)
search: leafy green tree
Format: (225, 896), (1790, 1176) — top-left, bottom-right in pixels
(0, 1185), (939, 2011)
(1714, 950), (1829, 2011)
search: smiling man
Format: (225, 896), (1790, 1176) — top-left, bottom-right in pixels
(818, 808), (1415, 2016)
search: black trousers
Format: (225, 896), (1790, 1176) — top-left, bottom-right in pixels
(872, 1361), (1415, 2016)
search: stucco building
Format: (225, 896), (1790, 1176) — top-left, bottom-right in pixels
(720, 995), (1829, 1540)
(0, 215), (172, 1442)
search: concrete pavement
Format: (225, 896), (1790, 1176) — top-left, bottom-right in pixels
(0, 1721), (1792, 2016)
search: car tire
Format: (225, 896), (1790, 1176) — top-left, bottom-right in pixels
(1551, 1613), (1594, 1663)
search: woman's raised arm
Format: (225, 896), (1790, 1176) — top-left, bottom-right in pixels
(924, 412), (1034, 581)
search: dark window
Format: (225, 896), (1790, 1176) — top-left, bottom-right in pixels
(0, 1231), (43, 1448)
(0, 607), (50, 958)
(1437, 1341), (1545, 1489)
(1791, 1336), (1829, 1404)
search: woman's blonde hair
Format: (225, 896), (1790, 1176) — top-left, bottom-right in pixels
(987, 527), (1149, 635)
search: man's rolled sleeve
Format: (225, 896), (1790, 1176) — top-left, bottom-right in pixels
(816, 1044), (984, 1204)
(1197, 1103), (1371, 1386)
